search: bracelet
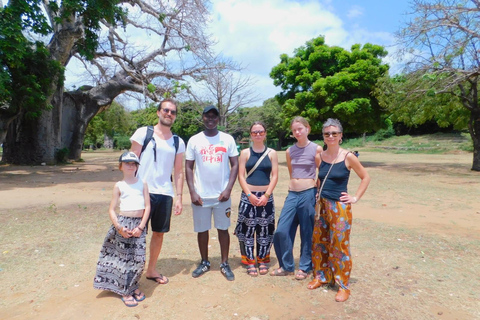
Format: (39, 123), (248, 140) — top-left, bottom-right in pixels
(247, 193), (251, 197)
(176, 194), (182, 196)
(352, 196), (357, 203)
(264, 193), (270, 198)
(138, 226), (144, 231)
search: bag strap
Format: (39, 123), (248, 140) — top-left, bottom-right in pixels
(173, 134), (179, 154)
(246, 147), (272, 178)
(316, 150), (342, 211)
(141, 126), (154, 155)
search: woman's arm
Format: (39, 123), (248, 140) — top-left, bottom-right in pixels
(340, 153), (371, 204)
(237, 149), (250, 195)
(286, 148), (292, 178)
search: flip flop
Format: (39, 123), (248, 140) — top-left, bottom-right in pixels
(121, 296), (138, 307)
(132, 290), (146, 302)
(146, 275), (169, 285)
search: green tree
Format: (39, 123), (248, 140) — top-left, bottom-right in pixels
(375, 73), (470, 130)
(84, 101), (134, 148)
(391, 0), (480, 171)
(1, 0), (214, 164)
(270, 36), (389, 134)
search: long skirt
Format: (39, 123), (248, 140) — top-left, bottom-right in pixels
(235, 191), (275, 266)
(311, 198), (352, 290)
(93, 216), (146, 296)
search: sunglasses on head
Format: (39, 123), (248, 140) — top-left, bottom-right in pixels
(251, 130), (266, 136)
(162, 108), (177, 115)
(323, 131), (341, 138)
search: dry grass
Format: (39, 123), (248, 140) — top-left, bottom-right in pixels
(0, 149), (479, 319)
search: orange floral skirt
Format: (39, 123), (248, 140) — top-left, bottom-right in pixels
(311, 198), (352, 290)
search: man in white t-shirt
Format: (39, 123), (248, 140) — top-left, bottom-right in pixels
(130, 99), (185, 285)
(185, 105), (239, 281)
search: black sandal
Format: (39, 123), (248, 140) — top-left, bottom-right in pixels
(247, 265), (258, 277)
(258, 264), (269, 275)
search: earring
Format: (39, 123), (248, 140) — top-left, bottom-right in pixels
(340, 138), (343, 144)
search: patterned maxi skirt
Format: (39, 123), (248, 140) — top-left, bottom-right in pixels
(235, 191), (275, 266)
(93, 216), (147, 296)
(311, 198), (352, 290)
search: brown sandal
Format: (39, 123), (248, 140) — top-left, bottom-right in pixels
(270, 268), (293, 276)
(295, 270), (308, 280)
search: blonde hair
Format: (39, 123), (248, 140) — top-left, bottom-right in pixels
(290, 116), (310, 131)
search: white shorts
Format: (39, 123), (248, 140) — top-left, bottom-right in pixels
(192, 198), (231, 232)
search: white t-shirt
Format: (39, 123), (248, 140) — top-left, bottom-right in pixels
(130, 127), (185, 196)
(185, 131), (238, 199)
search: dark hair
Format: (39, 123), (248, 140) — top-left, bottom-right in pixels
(250, 121), (267, 132)
(157, 98), (178, 111)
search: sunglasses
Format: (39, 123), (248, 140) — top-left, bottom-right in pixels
(251, 130), (266, 136)
(162, 108), (177, 115)
(323, 131), (341, 138)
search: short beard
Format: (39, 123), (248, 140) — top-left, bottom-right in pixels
(159, 117), (173, 127)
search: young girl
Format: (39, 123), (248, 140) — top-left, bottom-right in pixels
(94, 151), (151, 307)
(271, 117), (321, 280)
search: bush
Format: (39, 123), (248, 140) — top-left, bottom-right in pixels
(372, 126), (395, 141)
(55, 148), (69, 163)
(114, 135), (131, 150)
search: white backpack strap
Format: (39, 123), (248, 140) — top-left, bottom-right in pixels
(246, 148), (272, 178)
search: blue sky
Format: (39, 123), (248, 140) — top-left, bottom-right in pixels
(208, 0), (413, 106)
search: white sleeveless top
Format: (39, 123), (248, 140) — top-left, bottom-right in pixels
(118, 179), (145, 211)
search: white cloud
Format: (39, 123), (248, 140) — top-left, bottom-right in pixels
(209, 0), (349, 105)
(347, 5), (364, 19)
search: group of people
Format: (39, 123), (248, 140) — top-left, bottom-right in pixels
(93, 99), (370, 307)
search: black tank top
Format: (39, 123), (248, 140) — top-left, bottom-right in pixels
(245, 147), (272, 186)
(318, 154), (351, 201)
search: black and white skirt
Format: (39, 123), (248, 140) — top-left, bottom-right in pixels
(93, 216), (146, 296)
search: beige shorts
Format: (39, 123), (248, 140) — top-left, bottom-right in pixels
(192, 198), (231, 232)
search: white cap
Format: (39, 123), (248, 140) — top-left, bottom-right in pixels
(119, 151), (140, 164)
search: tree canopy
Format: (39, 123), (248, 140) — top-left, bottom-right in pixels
(270, 36), (389, 134)
(392, 0), (480, 170)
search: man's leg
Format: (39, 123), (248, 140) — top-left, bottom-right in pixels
(145, 231), (164, 278)
(217, 229), (230, 263)
(145, 194), (171, 284)
(197, 230), (209, 261)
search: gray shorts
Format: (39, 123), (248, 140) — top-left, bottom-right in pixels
(192, 198), (231, 232)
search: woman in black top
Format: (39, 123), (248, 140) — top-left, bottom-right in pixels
(235, 122), (279, 276)
(308, 118), (370, 302)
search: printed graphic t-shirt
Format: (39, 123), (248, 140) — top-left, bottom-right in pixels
(185, 131), (238, 199)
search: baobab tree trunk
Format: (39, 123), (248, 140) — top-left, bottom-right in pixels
(3, 87), (63, 164)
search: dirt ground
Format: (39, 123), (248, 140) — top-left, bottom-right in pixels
(0, 150), (479, 320)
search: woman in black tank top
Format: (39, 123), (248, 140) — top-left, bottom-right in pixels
(236, 122), (279, 276)
(308, 118), (370, 303)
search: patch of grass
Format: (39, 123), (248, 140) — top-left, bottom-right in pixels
(343, 132), (473, 154)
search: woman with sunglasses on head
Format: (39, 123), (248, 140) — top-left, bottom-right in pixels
(236, 122), (279, 276)
(271, 117), (322, 281)
(307, 118), (370, 302)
